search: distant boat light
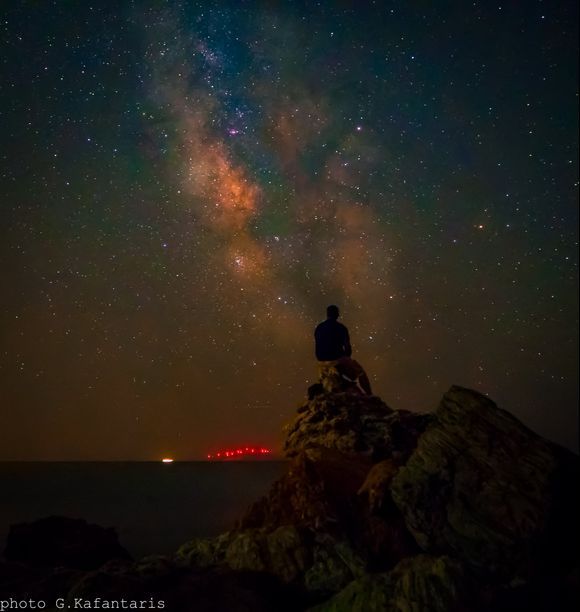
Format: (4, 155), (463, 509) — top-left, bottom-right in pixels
(162, 458), (174, 463)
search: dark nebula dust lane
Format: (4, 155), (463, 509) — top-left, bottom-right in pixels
(0, 2), (577, 459)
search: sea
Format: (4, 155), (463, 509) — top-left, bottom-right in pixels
(0, 461), (287, 559)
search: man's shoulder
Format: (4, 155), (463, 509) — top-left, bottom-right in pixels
(315, 319), (348, 332)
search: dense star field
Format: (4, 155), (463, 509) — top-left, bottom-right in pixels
(0, 2), (577, 459)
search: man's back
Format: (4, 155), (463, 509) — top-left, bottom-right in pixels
(314, 318), (352, 361)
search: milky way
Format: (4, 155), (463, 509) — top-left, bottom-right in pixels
(0, 2), (577, 459)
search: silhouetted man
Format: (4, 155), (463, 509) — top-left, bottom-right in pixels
(314, 305), (372, 395)
(314, 305), (351, 361)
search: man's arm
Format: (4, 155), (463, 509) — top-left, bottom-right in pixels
(314, 325), (322, 360)
(344, 326), (352, 357)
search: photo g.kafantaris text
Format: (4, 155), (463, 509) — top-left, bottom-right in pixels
(0, 598), (165, 610)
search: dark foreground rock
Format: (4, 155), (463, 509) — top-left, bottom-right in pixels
(0, 561), (82, 601)
(4, 516), (131, 570)
(65, 558), (303, 612)
(309, 554), (469, 612)
(390, 386), (580, 581)
(1, 383), (578, 610)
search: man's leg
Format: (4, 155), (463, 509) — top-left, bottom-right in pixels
(359, 371), (372, 395)
(337, 357), (372, 395)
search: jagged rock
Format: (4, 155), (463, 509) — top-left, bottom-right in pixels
(284, 391), (430, 461)
(3, 516), (131, 570)
(309, 554), (467, 612)
(308, 572), (392, 612)
(238, 444), (418, 587)
(178, 526), (309, 583)
(175, 532), (233, 568)
(178, 524), (365, 600)
(177, 447), (407, 596)
(358, 459), (399, 513)
(388, 555), (468, 611)
(352, 460), (420, 572)
(303, 533), (366, 596)
(391, 386), (580, 579)
(351, 505), (419, 574)
(224, 526), (309, 583)
(239, 446), (371, 532)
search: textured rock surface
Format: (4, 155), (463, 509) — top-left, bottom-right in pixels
(284, 391), (430, 462)
(358, 459), (399, 513)
(175, 532), (233, 569)
(391, 386), (578, 579)
(175, 525), (365, 602)
(174, 442), (417, 600)
(4, 516), (131, 570)
(309, 554), (467, 612)
(239, 446), (372, 532)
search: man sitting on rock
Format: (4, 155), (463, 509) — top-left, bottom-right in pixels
(313, 305), (372, 396)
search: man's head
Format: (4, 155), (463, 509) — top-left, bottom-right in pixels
(326, 304), (340, 320)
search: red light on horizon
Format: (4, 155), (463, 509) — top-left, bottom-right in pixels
(206, 445), (273, 461)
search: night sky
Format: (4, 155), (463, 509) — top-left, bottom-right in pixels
(1, 1), (578, 460)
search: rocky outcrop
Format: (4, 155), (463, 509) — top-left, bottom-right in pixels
(390, 386), (579, 580)
(174, 447), (383, 600)
(238, 446), (372, 532)
(309, 554), (468, 612)
(2, 383), (578, 610)
(171, 384), (577, 608)
(176, 525), (366, 600)
(284, 391), (430, 463)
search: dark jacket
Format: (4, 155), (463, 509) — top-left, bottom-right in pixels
(314, 319), (352, 361)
